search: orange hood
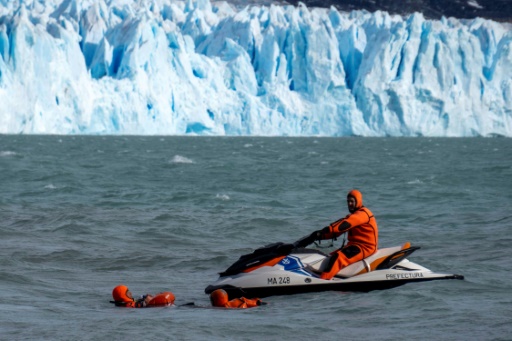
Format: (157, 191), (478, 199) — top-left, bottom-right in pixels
(112, 285), (132, 303)
(347, 189), (363, 210)
(210, 289), (229, 307)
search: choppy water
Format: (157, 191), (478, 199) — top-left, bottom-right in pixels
(1, 136), (511, 340)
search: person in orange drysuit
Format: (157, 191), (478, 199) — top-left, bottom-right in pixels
(314, 189), (378, 280)
(209, 289), (264, 309)
(111, 284), (175, 308)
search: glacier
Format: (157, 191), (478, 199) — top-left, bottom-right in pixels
(0, 0), (511, 136)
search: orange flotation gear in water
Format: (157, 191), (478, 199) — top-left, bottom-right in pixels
(147, 292), (175, 307)
(210, 289), (230, 307)
(112, 284), (135, 307)
(225, 297), (263, 308)
(111, 285), (175, 308)
(210, 289), (263, 309)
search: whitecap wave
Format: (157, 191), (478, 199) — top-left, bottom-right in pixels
(170, 155), (194, 164)
(216, 194), (230, 200)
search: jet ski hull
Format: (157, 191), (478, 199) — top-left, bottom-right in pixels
(205, 244), (464, 299)
(205, 273), (464, 299)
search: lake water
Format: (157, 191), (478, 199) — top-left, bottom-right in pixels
(1, 136), (511, 340)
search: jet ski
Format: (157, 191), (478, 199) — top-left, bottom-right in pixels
(204, 234), (464, 299)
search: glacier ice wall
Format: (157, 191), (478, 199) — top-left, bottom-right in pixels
(0, 0), (511, 136)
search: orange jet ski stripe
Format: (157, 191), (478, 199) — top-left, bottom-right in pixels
(356, 242), (412, 275)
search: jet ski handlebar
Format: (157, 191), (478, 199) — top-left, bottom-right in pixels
(293, 231), (321, 249)
(216, 232), (323, 277)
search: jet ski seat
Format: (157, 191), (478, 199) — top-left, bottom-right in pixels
(309, 242), (413, 278)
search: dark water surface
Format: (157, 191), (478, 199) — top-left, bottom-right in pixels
(0, 136), (511, 340)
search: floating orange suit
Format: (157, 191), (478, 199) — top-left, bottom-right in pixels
(146, 292), (176, 307)
(210, 289), (263, 309)
(111, 284), (175, 308)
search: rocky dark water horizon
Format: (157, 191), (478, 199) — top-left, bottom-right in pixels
(227, 0), (512, 22)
